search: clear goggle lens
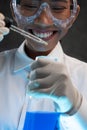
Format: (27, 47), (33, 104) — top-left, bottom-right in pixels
(12, 0), (77, 29)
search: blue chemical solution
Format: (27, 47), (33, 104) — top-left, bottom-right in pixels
(23, 112), (60, 130)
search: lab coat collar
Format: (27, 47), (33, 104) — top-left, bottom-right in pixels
(13, 40), (64, 73)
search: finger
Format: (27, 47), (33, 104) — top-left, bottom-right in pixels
(0, 13), (5, 20)
(31, 57), (50, 70)
(0, 27), (10, 35)
(29, 75), (55, 90)
(0, 34), (3, 41)
(30, 67), (50, 80)
(28, 80), (54, 97)
(0, 20), (5, 27)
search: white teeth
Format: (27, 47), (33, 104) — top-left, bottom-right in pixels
(33, 31), (53, 38)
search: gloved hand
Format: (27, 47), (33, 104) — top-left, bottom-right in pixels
(0, 13), (10, 41)
(28, 57), (82, 115)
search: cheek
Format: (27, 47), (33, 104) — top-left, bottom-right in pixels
(48, 29), (68, 49)
(48, 30), (65, 45)
(14, 14), (27, 29)
(54, 11), (71, 20)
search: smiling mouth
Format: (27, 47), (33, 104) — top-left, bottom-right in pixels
(29, 29), (57, 41)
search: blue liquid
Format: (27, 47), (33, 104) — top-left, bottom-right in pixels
(23, 112), (60, 130)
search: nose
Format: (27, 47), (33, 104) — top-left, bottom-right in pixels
(34, 8), (53, 26)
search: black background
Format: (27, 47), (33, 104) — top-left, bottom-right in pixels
(0, 0), (87, 62)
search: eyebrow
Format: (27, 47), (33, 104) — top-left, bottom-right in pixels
(31, 0), (68, 3)
(51, 0), (68, 2)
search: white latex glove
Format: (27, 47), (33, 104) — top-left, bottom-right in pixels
(28, 57), (82, 115)
(0, 13), (10, 41)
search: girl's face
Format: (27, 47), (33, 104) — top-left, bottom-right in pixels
(11, 0), (79, 53)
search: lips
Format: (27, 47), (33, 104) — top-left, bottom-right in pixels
(30, 29), (57, 41)
(33, 30), (53, 38)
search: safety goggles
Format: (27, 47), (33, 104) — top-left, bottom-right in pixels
(11, 0), (77, 29)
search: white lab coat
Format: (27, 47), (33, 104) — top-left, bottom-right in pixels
(0, 41), (87, 130)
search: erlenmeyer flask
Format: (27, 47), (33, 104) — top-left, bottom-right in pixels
(22, 93), (60, 130)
